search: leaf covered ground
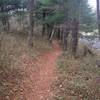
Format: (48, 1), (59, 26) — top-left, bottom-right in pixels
(52, 52), (100, 100)
(0, 33), (52, 99)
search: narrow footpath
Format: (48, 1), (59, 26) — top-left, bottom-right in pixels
(21, 41), (61, 100)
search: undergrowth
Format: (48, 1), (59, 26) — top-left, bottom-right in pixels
(52, 52), (100, 100)
(0, 32), (51, 99)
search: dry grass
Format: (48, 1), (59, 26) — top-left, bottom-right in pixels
(52, 52), (100, 100)
(0, 32), (51, 99)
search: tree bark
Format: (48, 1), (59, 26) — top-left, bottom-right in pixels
(47, 24), (53, 41)
(72, 19), (79, 56)
(97, 0), (100, 40)
(62, 24), (69, 51)
(42, 10), (46, 37)
(28, 0), (35, 47)
(7, 17), (10, 31)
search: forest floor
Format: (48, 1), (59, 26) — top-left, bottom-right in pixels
(20, 41), (61, 100)
(0, 33), (59, 100)
(0, 33), (100, 100)
(52, 52), (100, 100)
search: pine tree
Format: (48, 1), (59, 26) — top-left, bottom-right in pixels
(96, 0), (100, 40)
(27, 0), (35, 47)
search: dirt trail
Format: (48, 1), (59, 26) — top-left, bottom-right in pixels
(21, 41), (61, 100)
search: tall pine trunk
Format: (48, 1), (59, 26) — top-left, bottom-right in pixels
(62, 24), (69, 51)
(28, 0), (34, 47)
(42, 10), (46, 37)
(72, 19), (79, 56)
(97, 0), (100, 40)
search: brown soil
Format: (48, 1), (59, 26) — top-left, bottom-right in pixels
(20, 41), (61, 100)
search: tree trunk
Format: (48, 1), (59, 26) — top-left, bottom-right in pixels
(47, 24), (53, 41)
(1, 16), (10, 31)
(42, 24), (46, 37)
(62, 25), (69, 51)
(62, 28), (67, 51)
(7, 18), (10, 31)
(28, 0), (35, 47)
(97, 0), (100, 40)
(72, 19), (79, 56)
(42, 10), (46, 37)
